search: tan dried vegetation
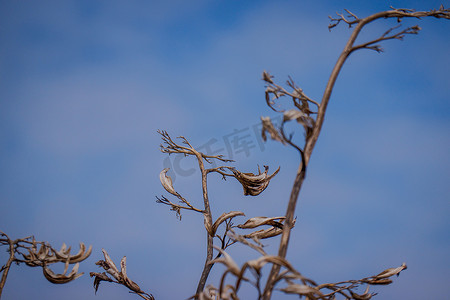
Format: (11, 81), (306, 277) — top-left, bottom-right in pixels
(1, 5), (449, 300)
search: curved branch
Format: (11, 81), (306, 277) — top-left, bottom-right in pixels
(263, 6), (450, 299)
(0, 233), (15, 297)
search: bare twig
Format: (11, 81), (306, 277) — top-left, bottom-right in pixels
(263, 71), (319, 113)
(159, 130), (233, 164)
(351, 25), (421, 53)
(156, 195), (204, 219)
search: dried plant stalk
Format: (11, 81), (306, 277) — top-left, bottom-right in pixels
(0, 231), (91, 298)
(261, 6), (450, 299)
(204, 246), (407, 300)
(156, 130), (283, 297)
(90, 249), (154, 300)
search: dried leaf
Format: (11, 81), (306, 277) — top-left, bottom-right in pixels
(227, 231), (266, 255)
(36, 244), (50, 260)
(54, 242), (92, 263)
(364, 278), (393, 285)
(210, 211), (245, 236)
(283, 109), (305, 121)
(243, 219), (296, 239)
(120, 256), (142, 292)
(237, 216), (285, 229)
(261, 117), (285, 144)
(159, 168), (178, 196)
(98, 249), (121, 281)
(70, 243), (93, 263)
(89, 272), (113, 294)
(281, 284), (323, 298)
(198, 285), (218, 300)
(374, 263), (407, 279)
(243, 227), (281, 239)
(350, 285), (373, 300)
(221, 284), (239, 300)
(283, 109), (315, 139)
(42, 263), (83, 284)
(231, 165), (280, 196)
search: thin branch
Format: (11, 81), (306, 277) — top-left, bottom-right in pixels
(156, 195), (204, 219)
(0, 233), (15, 298)
(328, 9), (360, 30)
(159, 130), (233, 164)
(351, 25), (421, 53)
(263, 71), (319, 114)
(262, 6), (450, 299)
(279, 124), (304, 154)
(227, 230), (267, 256)
(213, 219), (237, 261)
(159, 131), (241, 297)
(205, 166), (235, 178)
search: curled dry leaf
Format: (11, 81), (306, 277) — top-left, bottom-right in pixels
(209, 211), (245, 236)
(120, 256), (142, 292)
(90, 272), (113, 294)
(261, 116), (285, 144)
(254, 256), (295, 275)
(159, 168), (178, 196)
(237, 216), (285, 229)
(90, 271), (113, 294)
(227, 231), (266, 256)
(364, 278), (393, 285)
(198, 285), (218, 300)
(54, 242), (92, 263)
(373, 262), (407, 279)
(221, 284), (239, 300)
(243, 228), (280, 239)
(92, 249), (152, 298)
(361, 263), (407, 285)
(231, 165), (280, 196)
(98, 248), (121, 281)
(245, 255), (289, 274)
(350, 285), (373, 300)
(280, 284), (324, 298)
(42, 262), (83, 284)
(283, 109), (315, 139)
(37, 244), (50, 260)
(21, 240), (92, 284)
(23, 243), (52, 266)
(243, 219), (296, 240)
(0, 233), (91, 290)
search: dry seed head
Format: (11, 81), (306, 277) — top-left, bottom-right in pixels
(231, 166), (280, 196)
(237, 216), (285, 229)
(42, 263), (83, 284)
(159, 168), (178, 196)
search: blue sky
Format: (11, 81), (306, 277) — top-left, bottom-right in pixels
(0, 1), (449, 299)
